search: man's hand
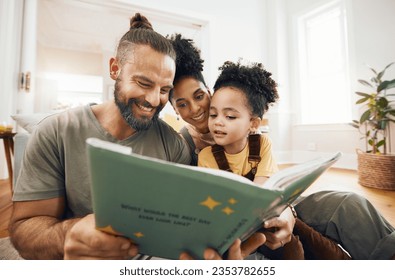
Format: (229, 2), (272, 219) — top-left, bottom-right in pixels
(179, 232), (266, 260)
(261, 207), (295, 250)
(64, 214), (138, 259)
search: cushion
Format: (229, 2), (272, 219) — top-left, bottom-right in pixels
(11, 112), (56, 133)
(0, 237), (23, 260)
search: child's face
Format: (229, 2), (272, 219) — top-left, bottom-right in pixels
(171, 77), (211, 133)
(209, 87), (254, 154)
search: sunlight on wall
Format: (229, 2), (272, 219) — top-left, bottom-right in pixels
(42, 73), (103, 109)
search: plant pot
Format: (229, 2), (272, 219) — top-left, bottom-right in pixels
(357, 150), (395, 190)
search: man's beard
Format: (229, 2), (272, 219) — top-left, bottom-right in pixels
(114, 82), (163, 131)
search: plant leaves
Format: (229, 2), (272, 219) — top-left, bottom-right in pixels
(369, 67), (378, 75)
(356, 97), (369, 104)
(355, 91), (371, 97)
(358, 79), (373, 87)
(376, 140), (385, 148)
(360, 109), (371, 123)
(378, 79), (395, 92)
(379, 120), (387, 130)
(377, 97), (389, 108)
(378, 62), (395, 80)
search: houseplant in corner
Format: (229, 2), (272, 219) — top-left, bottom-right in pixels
(351, 62), (395, 190)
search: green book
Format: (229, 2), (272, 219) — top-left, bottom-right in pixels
(86, 138), (341, 260)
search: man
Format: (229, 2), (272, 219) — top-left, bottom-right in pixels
(9, 13), (265, 260)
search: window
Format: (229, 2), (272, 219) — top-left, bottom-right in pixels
(297, 0), (351, 124)
(44, 73), (103, 110)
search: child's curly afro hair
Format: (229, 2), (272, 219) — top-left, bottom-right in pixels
(213, 60), (279, 117)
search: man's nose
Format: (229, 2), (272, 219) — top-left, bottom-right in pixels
(144, 89), (160, 107)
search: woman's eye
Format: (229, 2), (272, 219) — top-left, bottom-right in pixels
(196, 94), (204, 100)
(177, 103), (187, 108)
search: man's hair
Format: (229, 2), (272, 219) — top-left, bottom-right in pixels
(168, 33), (207, 99)
(116, 13), (176, 65)
(213, 60), (279, 118)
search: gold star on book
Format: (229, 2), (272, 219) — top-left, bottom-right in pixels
(96, 225), (120, 235)
(222, 207), (235, 215)
(200, 196), (221, 210)
(228, 198), (237, 204)
(134, 232), (144, 238)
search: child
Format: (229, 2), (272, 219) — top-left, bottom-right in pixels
(198, 60), (279, 185)
(198, 60), (304, 259)
(198, 61), (352, 260)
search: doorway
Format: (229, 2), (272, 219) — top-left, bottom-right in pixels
(28, 0), (209, 125)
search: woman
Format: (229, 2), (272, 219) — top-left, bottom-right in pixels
(168, 34), (214, 166)
(168, 33), (395, 259)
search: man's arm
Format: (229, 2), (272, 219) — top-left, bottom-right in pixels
(9, 198), (138, 260)
(9, 197), (76, 259)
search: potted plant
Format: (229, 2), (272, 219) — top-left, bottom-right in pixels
(351, 62), (395, 190)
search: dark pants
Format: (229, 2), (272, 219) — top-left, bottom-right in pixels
(295, 191), (395, 259)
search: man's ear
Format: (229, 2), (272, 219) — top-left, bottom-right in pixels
(109, 57), (120, 80)
(250, 117), (261, 133)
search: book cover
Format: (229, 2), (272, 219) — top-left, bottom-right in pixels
(86, 138), (341, 260)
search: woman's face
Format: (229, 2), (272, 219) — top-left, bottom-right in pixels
(171, 77), (211, 133)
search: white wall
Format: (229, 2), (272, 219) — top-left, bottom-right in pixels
(128, 0), (268, 87)
(268, 0), (395, 169)
(0, 0), (24, 179)
(3, 0), (394, 179)
(35, 45), (104, 112)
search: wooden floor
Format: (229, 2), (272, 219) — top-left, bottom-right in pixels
(300, 168), (395, 227)
(0, 168), (394, 239)
(0, 179), (13, 238)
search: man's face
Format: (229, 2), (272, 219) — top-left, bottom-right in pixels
(113, 45), (175, 131)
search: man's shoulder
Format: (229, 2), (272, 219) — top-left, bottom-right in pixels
(155, 119), (182, 139)
(37, 105), (91, 128)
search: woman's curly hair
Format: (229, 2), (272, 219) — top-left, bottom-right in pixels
(213, 60), (279, 117)
(168, 34), (207, 89)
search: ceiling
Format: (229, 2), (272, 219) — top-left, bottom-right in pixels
(37, 0), (204, 54)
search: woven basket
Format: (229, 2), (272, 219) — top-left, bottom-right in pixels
(357, 149), (395, 190)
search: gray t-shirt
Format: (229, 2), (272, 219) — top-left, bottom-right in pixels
(13, 105), (191, 218)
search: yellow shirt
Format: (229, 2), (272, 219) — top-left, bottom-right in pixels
(198, 134), (279, 178)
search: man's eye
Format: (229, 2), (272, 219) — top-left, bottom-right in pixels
(137, 81), (150, 88)
(160, 89), (170, 95)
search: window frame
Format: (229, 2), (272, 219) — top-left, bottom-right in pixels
(295, 0), (352, 125)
